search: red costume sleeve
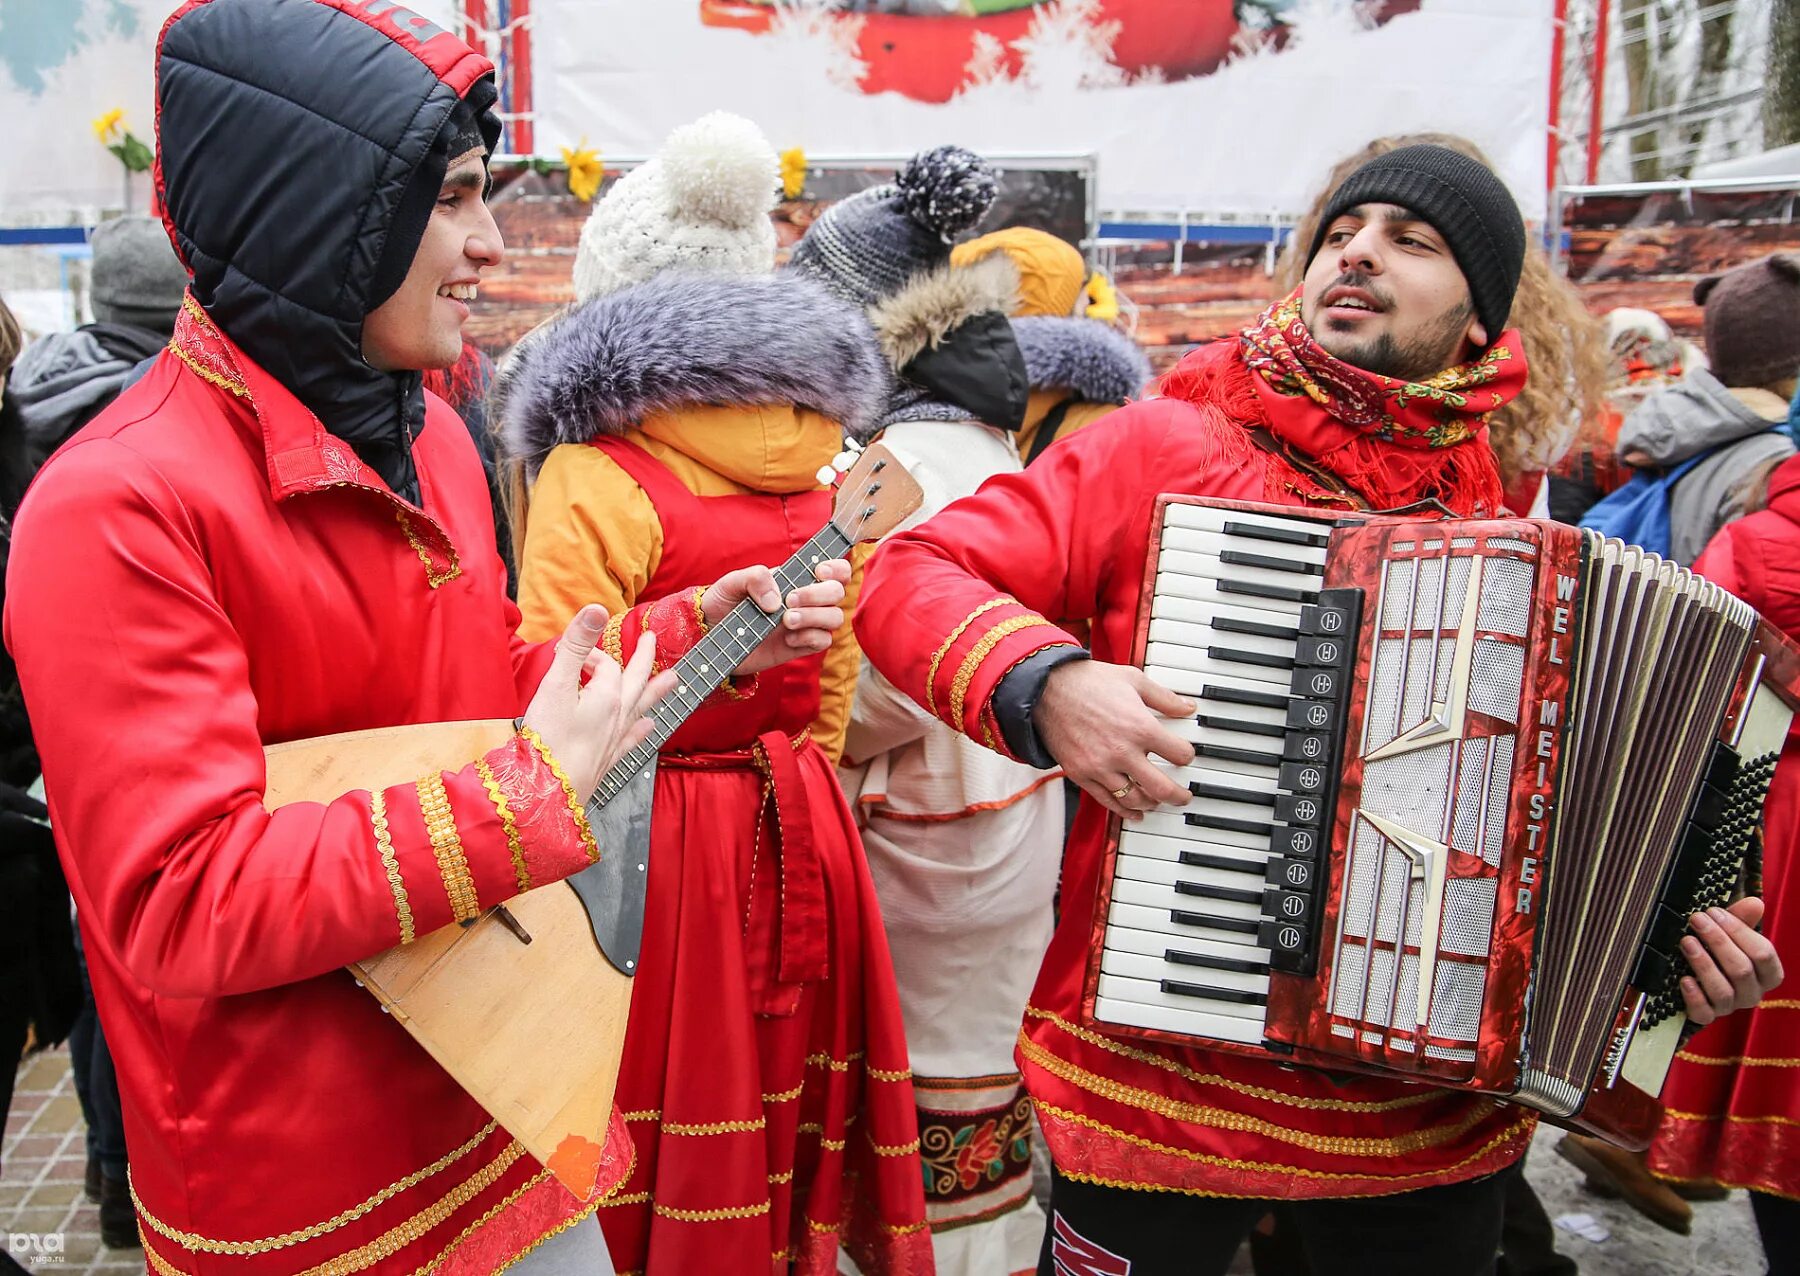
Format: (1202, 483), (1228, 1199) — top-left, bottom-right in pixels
(506, 602), (557, 709)
(1693, 522), (1750, 598)
(4, 440), (606, 999)
(857, 399), (1189, 753)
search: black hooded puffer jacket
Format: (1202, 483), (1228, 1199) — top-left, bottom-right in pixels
(155, 0), (499, 501)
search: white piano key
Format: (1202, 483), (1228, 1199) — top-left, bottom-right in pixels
(1161, 503), (1337, 546)
(1160, 525), (1331, 570)
(1093, 993), (1270, 1045)
(1136, 806), (1271, 853)
(1157, 549), (1324, 599)
(1100, 948), (1271, 999)
(1102, 922), (1271, 971)
(1147, 645), (1294, 690)
(1152, 591), (1306, 632)
(1151, 569), (1308, 618)
(1157, 760), (1279, 796)
(1096, 972), (1268, 1023)
(1113, 851), (1270, 902)
(1111, 875), (1264, 924)
(1118, 829), (1270, 871)
(1149, 616), (1297, 664)
(1155, 733), (1283, 778)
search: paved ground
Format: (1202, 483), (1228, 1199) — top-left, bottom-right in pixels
(3, 1049), (1769, 1274)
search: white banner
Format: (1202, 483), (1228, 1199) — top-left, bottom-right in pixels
(536, 0), (1553, 220)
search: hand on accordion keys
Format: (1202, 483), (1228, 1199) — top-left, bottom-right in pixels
(1680, 897), (1784, 1026)
(1035, 659), (1199, 821)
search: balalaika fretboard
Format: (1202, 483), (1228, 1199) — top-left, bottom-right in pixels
(1085, 497), (1800, 1148)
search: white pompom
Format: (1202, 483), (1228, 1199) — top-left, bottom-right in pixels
(659, 111), (779, 228)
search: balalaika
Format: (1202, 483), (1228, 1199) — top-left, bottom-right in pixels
(1086, 496), (1800, 1148)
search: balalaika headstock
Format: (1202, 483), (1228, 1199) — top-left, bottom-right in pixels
(824, 442), (924, 547)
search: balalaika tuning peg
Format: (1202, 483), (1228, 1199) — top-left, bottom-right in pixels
(815, 466), (837, 486)
(830, 451), (857, 473)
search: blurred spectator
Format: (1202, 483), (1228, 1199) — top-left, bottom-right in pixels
(1277, 132), (1610, 516)
(0, 295), (83, 1191)
(1613, 254), (1799, 565)
(9, 216), (186, 464)
(1546, 307), (1691, 524)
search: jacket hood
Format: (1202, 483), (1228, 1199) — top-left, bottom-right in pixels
(154, 0), (498, 497)
(1616, 367), (1790, 466)
(496, 271), (890, 478)
(1011, 315), (1150, 405)
(867, 254), (1029, 436)
(9, 326), (167, 457)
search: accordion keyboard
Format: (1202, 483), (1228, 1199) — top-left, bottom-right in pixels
(1095, 504), (1357, 1046)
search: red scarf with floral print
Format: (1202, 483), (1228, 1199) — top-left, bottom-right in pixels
(1163, 291), (1528, 517)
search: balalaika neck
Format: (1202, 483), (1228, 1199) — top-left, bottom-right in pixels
(589, 522), (854, 809)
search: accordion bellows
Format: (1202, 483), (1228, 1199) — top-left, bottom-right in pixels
(1085, 497), (1800, 1149)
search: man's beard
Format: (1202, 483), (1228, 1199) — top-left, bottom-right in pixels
(1313, 281), (1475, 381)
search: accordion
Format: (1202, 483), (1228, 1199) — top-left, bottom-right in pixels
(1084, 496), (1800, 1147)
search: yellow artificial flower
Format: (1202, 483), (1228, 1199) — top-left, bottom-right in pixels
(91, 108), (125, 145)
(561, 140), (603, 203)
(780, 146), (807, 200)
(1083, 271), (1121, 323)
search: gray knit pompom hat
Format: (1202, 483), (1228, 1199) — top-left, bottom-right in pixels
(787, 145), (998, 307)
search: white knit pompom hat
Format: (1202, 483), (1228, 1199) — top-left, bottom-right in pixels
(571, 111), (780, 301)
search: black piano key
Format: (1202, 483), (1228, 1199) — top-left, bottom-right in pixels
(1165, 947), (1270, 975)
(1185, 811), (1275, 837)
(1197, 743), (1283, 768)
(1171, 909), (1261, 936)
(1265, 858), (1316, 891)
(1213, 615), (1300, 642)
(1179, 850), (1264, 875)
(1176, 880), (1264, 907)
(1202, 684), (1290, 710)
(1197, 713), (1286, 739)
(1220, 578), (1319, 606)
(1207, 645), (1296, 671)
(1161, 979), (1269, 1006)
(1189, 781), (1276, 808)
(1218, 549), (1325, 577)
(1223, 519), (1329, 549)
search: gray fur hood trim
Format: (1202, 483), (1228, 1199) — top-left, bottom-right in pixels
(498, 272), (889, 476)
(868, 254), (1020, 371)
(1012, 316), (1151, 405)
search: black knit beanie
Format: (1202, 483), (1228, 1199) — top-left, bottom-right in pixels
(1305, 143), (1526, 342)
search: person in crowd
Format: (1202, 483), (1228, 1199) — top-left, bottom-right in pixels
(948, 227), (1150, 464)
(3, 6), (848, 1274)
(1276, 132), (1610, 518)
(1628, 442), (1800, 1271)
(0, 295), (82, 1194)
(852, 142), (1782, 1276)
(1546, 307), (1692, 525)
(1613, 254), (1800, 565)
(9, 215), (187, 465)
(798, 147), (1054, 1275)
(500, 112), (927, 1274)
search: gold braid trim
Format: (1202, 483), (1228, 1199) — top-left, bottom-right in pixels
(806, 1050), (864, 1073)
(662, 1117), (765, 1136)
(602, 612), (626, 666)
(518, 727), (600, 863)
(167, 345), (249, 399)
(1020, 1036), (1498, 1157)
(867, 1065), (912, 1083)
(369, 792), (415, 945)
(949, 616), (1054, 730)
(768, 1169), (795, 1186)
(621, 1109), (659, 1122)
(866, 1137), (921, 1157)
(762, 1082), (805, 1104)
(597, 1191), (653, 1210)
(131, 1122), (500, 1254)
(926, 598), (1016, 717)
(1674, 1052), (1800, 1067)
(1661, 1109), (1800, 1126)
(1036, 1102), (1535, 1189)
(391, 508), (461, 589)
(1023, 1009), (1440, 1114)
(691, 586), (710, 633)
(167, 296), (250, 398)
(476, 758), (531, 895)
(651, 1199), (770, 1223)
(141, 1141), (532, 1276)
(418, 773), (480, 923)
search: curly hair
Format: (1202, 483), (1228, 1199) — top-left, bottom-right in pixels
(1273, 133), (1611, 488)
(0, 296), (21, 379)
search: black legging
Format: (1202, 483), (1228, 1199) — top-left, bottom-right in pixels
(1753, 1191), (1800, 1276)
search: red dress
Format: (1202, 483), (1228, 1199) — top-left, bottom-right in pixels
(579, 439), (930, 1275)
(1649, 454), (1800, 1199)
